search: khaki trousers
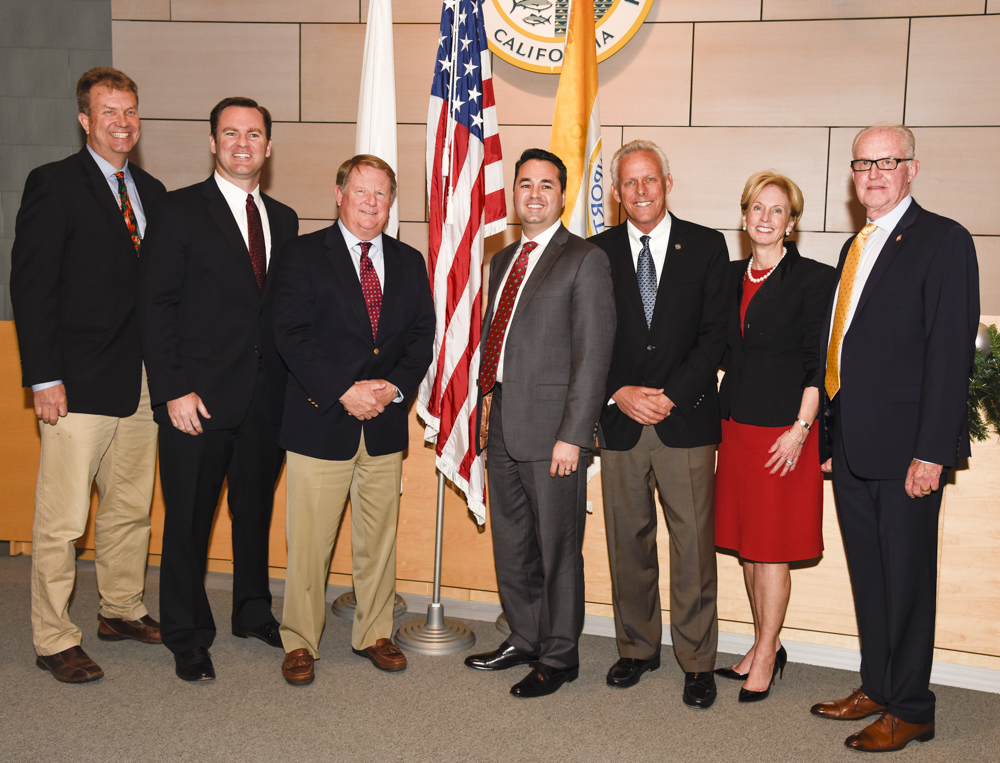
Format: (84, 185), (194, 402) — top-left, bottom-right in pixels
(31, 370), (158, 656)
(280, 434), (402, 657)
(601, 426), (719, 672)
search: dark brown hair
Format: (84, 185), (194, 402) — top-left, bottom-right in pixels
(210, 97), (272, 141)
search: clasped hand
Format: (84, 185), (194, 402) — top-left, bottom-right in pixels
(340, 380), (396, 420)
(613, 385), (674, 425)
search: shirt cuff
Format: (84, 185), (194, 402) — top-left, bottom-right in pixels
(32, 380), (63, 392)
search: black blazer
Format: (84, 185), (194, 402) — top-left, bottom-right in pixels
(819, 200), (979, 476)
(10, 147), (167, 417)
(271, 224), (435, 461)
(589, 214), (729, 451)
(138, 177), (299, 430)
(719, 241), (836, 426)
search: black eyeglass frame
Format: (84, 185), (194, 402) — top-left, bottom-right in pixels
(850, 157), (913, 172)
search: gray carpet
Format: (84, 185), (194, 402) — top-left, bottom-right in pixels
(1, 552), (997, 762)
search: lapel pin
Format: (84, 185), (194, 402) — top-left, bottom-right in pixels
(896, 235), (902, 242)
(674, 244), (681, 249)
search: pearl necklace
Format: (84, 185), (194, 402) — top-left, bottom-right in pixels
(745, 246), (787, 284)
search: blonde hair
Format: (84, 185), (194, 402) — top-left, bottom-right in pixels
(740, 171), (804, 228)
(336, 154), (397, 205)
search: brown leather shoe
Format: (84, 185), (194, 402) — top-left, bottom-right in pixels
(845, 712), (935, 752)
(98, 613), (162, 643)
(36, 646), (104, 683)
(811, 687), (886, 720)
(352, 638), (407, 672)
(282, 648), (315, 686)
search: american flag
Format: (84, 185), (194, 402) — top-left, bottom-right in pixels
(416, 0), (506, 525)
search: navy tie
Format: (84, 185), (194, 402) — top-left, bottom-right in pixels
(637, 234), (656, 328)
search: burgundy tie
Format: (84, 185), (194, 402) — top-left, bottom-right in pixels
(359, 241), (382, 340)
(479, 241), (537, 394)
(246, 194), (266, 294)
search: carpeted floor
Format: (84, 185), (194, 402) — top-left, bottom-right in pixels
(2, 552), (997, 762)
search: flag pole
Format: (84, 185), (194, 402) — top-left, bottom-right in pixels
(394, 472), (476, 653)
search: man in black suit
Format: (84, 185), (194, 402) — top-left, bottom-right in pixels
(464, 149), (616, 698)
(589, 139), (728, 707)
(811, 125), (979, 753)
(139, 97), (299, 681)
(10, 67), (166, 683)
(271, 155), (434, 686)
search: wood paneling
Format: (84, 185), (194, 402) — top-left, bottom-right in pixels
(763, 0), (984, 20)
(112, 21), (300, 121)
(171, 0), (358, 23)
(301, 25), (367, 123)
(111, 0), (169, 20)
(392, 25), (444, 125)
(129, 120), (215, 193)
(907, 15), (1000, 127)
(650, 0), (760, 21)
(974, 237), (1000, 316)
(691, 20), (909, 127)
(363, 0), (442, 24)
(622, 126), (830, 233)
(723, 230), (849, 269)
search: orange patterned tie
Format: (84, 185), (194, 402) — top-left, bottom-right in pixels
(825, 222), (878, 399)
(115, 171), (141, 254)
(479, 241), (537, 395)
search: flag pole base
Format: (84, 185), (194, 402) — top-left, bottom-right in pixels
(495, 611), (511, 636)
(332, 590), (408, 621)
(394, 603), (476, 656)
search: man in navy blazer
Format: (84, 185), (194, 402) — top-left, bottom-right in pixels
(11, 67), (166, 683)
(139, 97), (299, 682)
(812, 125), (979, 753)
(271, 155), (434, 685)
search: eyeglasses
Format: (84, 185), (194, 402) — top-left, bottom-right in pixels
(850, 157), (912, 172)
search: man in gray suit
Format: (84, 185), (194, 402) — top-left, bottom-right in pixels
(465, 148), (616, 698)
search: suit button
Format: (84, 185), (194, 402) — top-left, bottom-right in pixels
(374, 348), (379, 355)
(646, 345), (654, 351)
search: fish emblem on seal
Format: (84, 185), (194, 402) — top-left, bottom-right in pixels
(511, 0), (553, 11)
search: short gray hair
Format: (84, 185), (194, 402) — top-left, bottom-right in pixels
(852, 123), (916, 159)
(610, 139), (670, 190)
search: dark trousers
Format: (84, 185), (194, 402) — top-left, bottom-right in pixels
(487, 384), (588, 669)
(158, 368), (284, 654)
(832, 429), (941, 725)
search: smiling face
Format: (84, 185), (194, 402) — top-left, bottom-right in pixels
(335, 163), (392, 239)
(210, 106), (271, 191)
(77, 85), (140, 169)
(852, 127), (919, 221)
(512, 158), (565, 238)
(612, 150), (672, 234)
(743, 184), (796, 255)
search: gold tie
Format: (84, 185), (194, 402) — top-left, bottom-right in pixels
(825, 223), (878, 400)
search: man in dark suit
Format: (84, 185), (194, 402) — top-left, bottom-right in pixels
(464, 149), (615, 698)
(271, 155), (434, 686)
(811, 125), (979, 753)
(588, 139), (728, 708)
(139, 97), (299, 681)
(10, 67), (166, 683)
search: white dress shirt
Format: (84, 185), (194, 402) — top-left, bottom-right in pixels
(213, 171), (272, 264)
(626, 213), (672, 287)
(493, 220), (562, 384)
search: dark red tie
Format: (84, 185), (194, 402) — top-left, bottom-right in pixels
(115, 171), (141, 254)
(479, 241), (537, 394)
(359, 241), (382, 340)
(246, 194), (266, 294)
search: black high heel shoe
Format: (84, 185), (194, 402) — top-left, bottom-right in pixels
(714, 666), (748, 681)
(737, 646), (787, 703)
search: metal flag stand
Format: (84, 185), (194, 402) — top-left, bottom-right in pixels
(394, 472), (476, 654)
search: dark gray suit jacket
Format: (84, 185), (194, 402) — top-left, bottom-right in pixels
(476, 224), (616, 462)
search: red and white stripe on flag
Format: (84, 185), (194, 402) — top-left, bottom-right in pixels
(417, 0), (506, 524)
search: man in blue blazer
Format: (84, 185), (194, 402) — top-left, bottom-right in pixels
(812, 125), (979, 753)
(272, 155), (434, 685)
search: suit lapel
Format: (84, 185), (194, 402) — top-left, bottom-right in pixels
(608, 223), (647, 323)
(380, 235), (402, 334)
(483, 242), (518, 326)
(854, 201), (922, 317)
(324, 224), (371, 335)
(744, 241), (796, 324)
(79, 148), (136, 256)
(202, 177), (260, 295)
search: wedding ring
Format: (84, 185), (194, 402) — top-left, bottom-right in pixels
(785, 459), (794, 465)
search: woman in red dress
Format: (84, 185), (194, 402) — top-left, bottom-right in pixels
(713, 171), (836, 702)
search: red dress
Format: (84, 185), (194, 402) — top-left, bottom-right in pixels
(713, 270), (824, 562)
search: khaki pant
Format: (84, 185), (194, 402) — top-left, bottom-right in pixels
(31, 370), (158, 656)
(280, 434), (402, 657)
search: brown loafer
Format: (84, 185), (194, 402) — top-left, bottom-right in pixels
(810, 687), (886, 720)
(352, 638), (407, 672)
(845, 712), (935, 752)
(282, 648), (315, 686)
(98, 613), (162, 644)
(36, 646), (104, 683)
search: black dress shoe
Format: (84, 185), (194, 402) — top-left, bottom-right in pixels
(464, 641), (538, 671)
(606, 655), (660, 688)
(233, 619), (282, 648)
(683, 671), (717, 708)
(174, 647), (215, 682)
(510, 663), (579, 698)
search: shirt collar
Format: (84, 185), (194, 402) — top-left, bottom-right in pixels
(338, 218), (384, 255)
(521, 220), (562, 250)
(87, 144), (130, 181)
(214, 170), (260, 206)
(868, 194), (912, 233)
(625, 213), (672, 253)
